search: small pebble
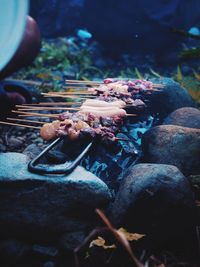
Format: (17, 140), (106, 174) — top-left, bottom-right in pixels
(9, 137), (24, 149)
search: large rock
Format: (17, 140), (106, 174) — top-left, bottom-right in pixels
(30, 0), (200, 55)
(142, 125), (200, 175)
(163, 107), (200, 129)
(0, 152), (111, 242)
(147, 78), (195, 119)
(110, 163), (195, 243)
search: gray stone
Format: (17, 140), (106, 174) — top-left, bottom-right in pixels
(23, 143), (44, 160)
(142, 125), (200, 175)
(110, 163), (195, 241)
(0, 152), (111, 242)
(8, 137), (25, 150)
(147, 78), (195, 119)
(163, 107), (200, 129)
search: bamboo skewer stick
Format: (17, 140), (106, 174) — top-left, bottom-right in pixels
(42, 93), (96, 99)
(0, 120), (40, 129)
(49, 88), (160, 94)
(12, 109), (136, 118)
(24, 102), (81, 106)
(7, 117), (48, 124)
(16, 105), (75, 109)
(66, 79), (101, 84)
(47, 91), (96, 95)
(5, 79), (91, 90)
(16, 103), (133, 110)
(12, 110), (59, 118)
(65, 79), (165, 88)
(17, 107), (80, 111)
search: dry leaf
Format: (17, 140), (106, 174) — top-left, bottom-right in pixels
(95, 209), (144, 267)
(89, 236), (116, 249)
(117, 228), (145, 241)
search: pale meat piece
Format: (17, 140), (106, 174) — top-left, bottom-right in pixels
(82, 99), (126, 108)
(80, 105), (122, 112)
(80, 108), (127, 118)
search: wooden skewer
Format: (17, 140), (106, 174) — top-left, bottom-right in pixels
(64, 85), (90, 89)
(12, 110), (59, 118)
(126, 114), (137, 117)
(65, 79), (165, 88)
(42, 93), (96, 99)
(0, 120), (40, 129)
(7, 117), (47, 124)
(16, 104), (70, 109)
(12, 109), (136, 118)
(17, 107), (80, 111)
(21, 101), (81, 106)
(66, 79), (101, 84)
(47, 91), (95, 95)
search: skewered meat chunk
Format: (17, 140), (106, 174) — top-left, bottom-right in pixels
(40, 110), (126, 143)
(40, 120), (61, 141)
(74, 120), (90, 131)
(88, 79), (154, 101)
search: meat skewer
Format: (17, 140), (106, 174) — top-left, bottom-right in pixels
(65, 78), (165, 88)
(40, 111), (125, 144)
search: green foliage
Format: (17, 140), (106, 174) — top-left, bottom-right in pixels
(173, 66), (200, 103)
(12, 38), (200, 104)
(13, 38), (99, 90)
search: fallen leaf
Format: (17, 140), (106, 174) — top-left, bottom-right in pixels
(96, 209), (144, 267)
(89, 236), (116, 249)
(117, 228), (145, 241)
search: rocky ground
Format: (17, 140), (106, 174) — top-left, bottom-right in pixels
(0, 78), (200, 267)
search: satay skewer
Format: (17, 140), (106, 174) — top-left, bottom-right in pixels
(65, 79), (165, 88)
(12, 110), (136, 118)
(0, 120), (131, 142)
